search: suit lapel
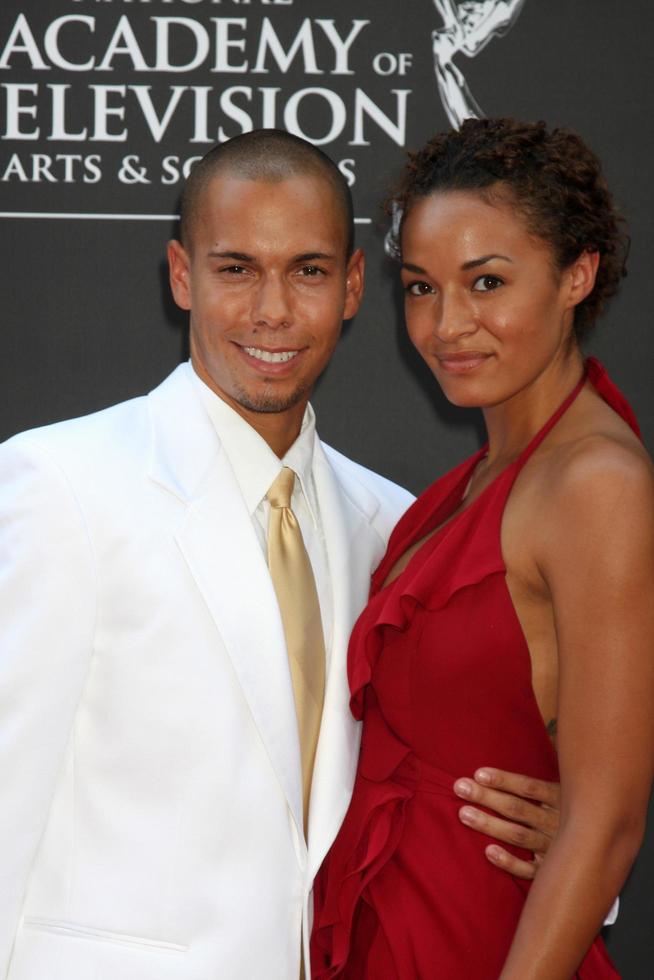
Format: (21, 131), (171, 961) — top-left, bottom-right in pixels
(146, 369), (391, 863)
(147, 366), (303, 835)
(307, 442), (386, 881)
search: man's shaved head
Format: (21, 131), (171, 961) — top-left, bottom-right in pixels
(179, 129), (354, 258)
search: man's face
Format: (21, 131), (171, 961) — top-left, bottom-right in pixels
(168, 172), (364, 427)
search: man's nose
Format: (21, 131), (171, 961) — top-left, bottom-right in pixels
(252, 275), (293, 329)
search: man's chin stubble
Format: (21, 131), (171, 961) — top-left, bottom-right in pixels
(234, 381), (309, 415)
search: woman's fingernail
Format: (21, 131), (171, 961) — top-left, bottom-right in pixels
(476, 769), (492, 785)
(459, 807), (477, 824)
(454, 778), (473, 798)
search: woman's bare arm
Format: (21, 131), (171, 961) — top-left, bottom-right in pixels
(499, 438), (654, 979)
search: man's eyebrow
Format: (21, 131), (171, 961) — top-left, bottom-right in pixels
(207, 251), (254, 262)
(461, 254), (513, 270)
(206, 251), (338, 263)
(293, 252), (337, 262)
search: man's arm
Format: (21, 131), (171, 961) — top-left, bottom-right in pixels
(454, 767), (559, 879)
(452, 766), (620, 925)
(0, 437), (96, 971)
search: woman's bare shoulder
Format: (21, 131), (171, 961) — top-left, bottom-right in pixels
(537, 416), (654, 557)
(549, 407), (651, 500)
(504, 390), (653, 565)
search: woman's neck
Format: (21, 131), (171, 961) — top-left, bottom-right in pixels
(482, 347), (584, 467)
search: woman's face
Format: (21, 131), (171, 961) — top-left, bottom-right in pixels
(400, 189), (581, 408)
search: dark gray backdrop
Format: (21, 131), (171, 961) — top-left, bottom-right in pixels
(1, 1), (652, 974)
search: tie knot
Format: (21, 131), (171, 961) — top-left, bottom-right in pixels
(267, 467), (295, 509)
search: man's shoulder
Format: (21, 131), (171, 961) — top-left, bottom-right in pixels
(321, 442), (415, 517)
(1, 392), (147, 478)
(1, 364), (189, 467)
(0, 364), (205, 529)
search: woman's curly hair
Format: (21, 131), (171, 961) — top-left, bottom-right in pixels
(387, 118), (628, 339)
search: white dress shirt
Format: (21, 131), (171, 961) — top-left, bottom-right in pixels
(189, 362), (333, 662)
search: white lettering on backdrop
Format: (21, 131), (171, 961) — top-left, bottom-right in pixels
(0, 1), (528, 216)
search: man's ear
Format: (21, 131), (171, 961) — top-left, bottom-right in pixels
(343, 248), (365, 321)
(566, 249), (600, 310)
(167, 239), (192, 311)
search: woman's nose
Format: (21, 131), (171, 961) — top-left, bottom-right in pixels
(433, 290), (477, 342)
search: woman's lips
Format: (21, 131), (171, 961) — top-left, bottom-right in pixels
(436, 351), (492, 374)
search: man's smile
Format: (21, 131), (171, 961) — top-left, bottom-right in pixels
(242, 346), (301, 364)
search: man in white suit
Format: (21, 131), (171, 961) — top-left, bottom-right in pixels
(0, 131), (562, 980)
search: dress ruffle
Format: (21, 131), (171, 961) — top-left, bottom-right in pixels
(350, 470), (505, 721)
(311, 693), (418, 978)
(315, 494), (508, 978)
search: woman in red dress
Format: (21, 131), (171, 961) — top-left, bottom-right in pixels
(311, 119), (654, 979)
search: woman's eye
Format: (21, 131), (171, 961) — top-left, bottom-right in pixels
(405, 281), (434, 296)
(472, 274), (503, 292)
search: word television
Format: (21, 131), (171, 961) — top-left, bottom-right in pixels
(1, 14), (410, 147)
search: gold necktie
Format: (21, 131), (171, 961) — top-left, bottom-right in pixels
(267, 467), (326, 836)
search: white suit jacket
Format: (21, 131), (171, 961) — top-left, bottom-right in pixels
(0, 364), (413, 980)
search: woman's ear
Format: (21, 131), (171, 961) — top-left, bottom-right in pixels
(566, 250), (600, 309)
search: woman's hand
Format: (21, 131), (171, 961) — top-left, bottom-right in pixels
(453, 768), (560, 878)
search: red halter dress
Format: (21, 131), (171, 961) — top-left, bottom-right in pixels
(311, 360), (638, 979)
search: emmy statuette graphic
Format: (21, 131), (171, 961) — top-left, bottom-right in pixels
(431, 0), (527, 128)
(385, 0), (527, 256)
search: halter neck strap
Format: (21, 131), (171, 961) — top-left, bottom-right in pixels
(586, 356), (642, 439)
(511, 367), (588, 472)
